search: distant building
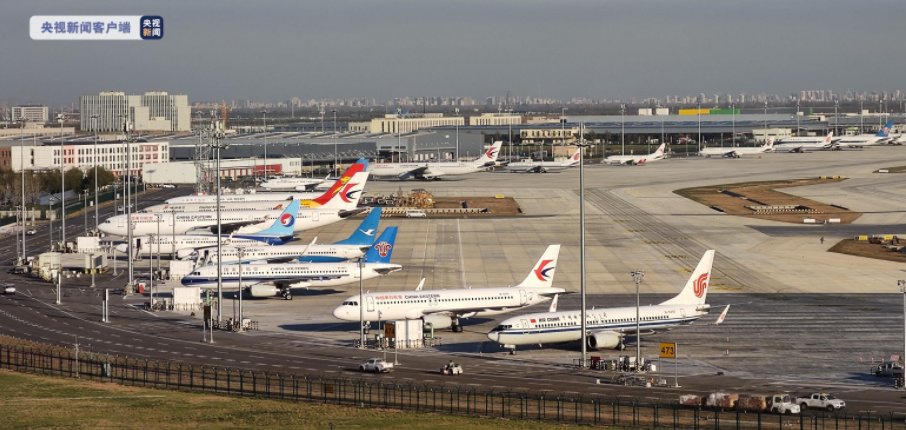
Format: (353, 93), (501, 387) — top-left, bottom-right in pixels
(80, 91), (191, 132)
(520, 127), (579, 145)
(467, 113), (522, 126)
(369, 114), (464, 134)
(11, 105), (49, 123)
(5, 140), (170, 177)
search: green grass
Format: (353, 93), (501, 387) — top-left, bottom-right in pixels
(0, 370), (586, 429)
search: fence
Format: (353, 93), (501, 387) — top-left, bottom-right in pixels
(0, 339), (903, 430)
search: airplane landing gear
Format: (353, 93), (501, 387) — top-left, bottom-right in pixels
(281, 290), (293, 300)
(451, 318), (463, 333)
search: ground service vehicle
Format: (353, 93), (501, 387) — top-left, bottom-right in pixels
(697, 393), (800, 414)
(796, 393), (845, 411)
(440, 362), (463, 375)
(872, 361), (904, 378)
(360, 358), (394, 373)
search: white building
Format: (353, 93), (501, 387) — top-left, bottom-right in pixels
(80, 91), (191, 132)
(369, 114), (464, 134)
(142, 158), (307, 185)
(467, 113), (522, 126)
(11, 106), (49, 123)
(9, 140), (170, 177)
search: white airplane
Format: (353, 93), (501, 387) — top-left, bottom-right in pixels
(99, 173), (368, 237)
(371, 141), (502, 180)
(604, 143), (666, 165)
(699, 139), (774, 158)
(834, 120), (895, 148)
(159, 160), (365, 207)
(773, 132), (835, 152)
(499, 149), (581, 173)
(332, 245), (563, 332)
(259, 176), (329, 191)
(180, 227), (401, 300)
(198, 208), (383, 265)
(487, 250), (717, 352)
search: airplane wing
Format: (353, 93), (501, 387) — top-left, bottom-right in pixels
(398, 166), (430, 180)
(188, 219), (266, 235)
(715, 305), (730, 325)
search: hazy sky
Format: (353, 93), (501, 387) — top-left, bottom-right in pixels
(3, 0), (905, 105)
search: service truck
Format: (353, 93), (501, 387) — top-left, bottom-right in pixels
(796, 393), (845, 412)
(735, 393), (800, 415)
(360, 358), (394, 373)
(871, 361), (904, 378)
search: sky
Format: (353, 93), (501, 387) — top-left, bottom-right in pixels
(2, 0), (906, 106)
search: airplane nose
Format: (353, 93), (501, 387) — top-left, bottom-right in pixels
(332, 306), (343, 319)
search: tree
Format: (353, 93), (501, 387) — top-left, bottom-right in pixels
(85, 166), (116, 190)
(64, 168), (84, 192)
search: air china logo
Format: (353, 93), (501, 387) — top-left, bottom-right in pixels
(533, 259), (555, 281)
(340, 183), (360, 203)
(374, 241), (392, 258)
(693, 273), (708, 298)
(280, 213), (295, 227)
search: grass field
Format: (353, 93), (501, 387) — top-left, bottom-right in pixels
(0, 370), (585, 429)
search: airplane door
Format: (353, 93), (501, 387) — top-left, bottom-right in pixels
(520, 319), (529, 329)
(366, 296), (375, 312)
(312, 211), (319, 222)
(135, 238), (143, 257)
(519, 290), (528, 305)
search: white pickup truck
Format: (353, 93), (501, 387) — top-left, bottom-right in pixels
(360, 358), (394, 373)
(796, 393), (845, 412)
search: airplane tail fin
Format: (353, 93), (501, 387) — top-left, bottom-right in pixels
(363, 226), (398, 263)
(516, 244), (561, 288)
(822, 131), (835, 147)
(316, 172), (370, 209)
(250, 199), (300, 237)
(310, 159), (368, 207)
(653, 143), (666, 157)
(660, 250), (715, 306)
(548, 294), (559, 312)
(764, 138), (775, 150)
(566, 148), (582, 166)
(476, 141), (503, 166)
(877, 120), (895, 137)
(335, 207), (382, 246)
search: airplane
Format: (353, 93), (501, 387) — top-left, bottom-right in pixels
(98, 172), (368, 236)
(773, 132), (835, 152)
(115, 199), (301, 259)
(197, 207), (383, 265)
(258, 176), (328, 191)
(332, 245), (563, 332)
(499, 149), (581, 173)
(156, 160), (366, 208)
(834, 120), (896, 148)
(370, 141), (502, 180)
(487, 250), (716, 353)
(180, 226), (401, 300)
(699, 138), (774, 158)
(604, 143), (666, 165)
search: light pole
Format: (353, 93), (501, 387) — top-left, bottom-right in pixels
(332, 110), (338, 176)
(730, 103), (736, 147)
(763, 100), (768, 143)
(123, 116), (134, 293)
(796, 98), (801, 136)
(209, 119), (227, 324)
(455, 107), (460, 161)
(237, 246), (245, 331)
(91, 115), (99, 233)
(578, 124), (590, 368)
(153, 213), (162, 309)
(860, 100), (864, 133)
(49, 199), (54, 251)
(620, 104), (626, 156)
(834, 100), (839, 136)
(696, 101), (701, 153)
(899, 279), (905, 377)
(19, 120), (27, 265)
(58, 113), (66, 253)
(631, 270), (645, 372)
(359, 258), (366, 349)
(262, 110), (268, 182)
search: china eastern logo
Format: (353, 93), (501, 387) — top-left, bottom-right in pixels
(140, 16), (163, 40)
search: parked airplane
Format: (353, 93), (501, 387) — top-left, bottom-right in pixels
(699, 139), (774, 158)
(487, 250), (716, 352)
(604, 143), (666, 165)
(180, 227), (401, 299)
(499, 149), (581, 173)
(198, 208), (383, 265)
(157, 161), (366, 209)
(259, 176), (328, 191)
(332, 245), (563, 332)
(99, 172), (368, 236)
(116, 199), (300, 258)
(834, 120), (896, 148)
(773, 132), (835, 152)
(370, 141), (502, 180)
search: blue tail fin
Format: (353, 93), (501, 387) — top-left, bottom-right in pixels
(363, 226), (397, 263)
(251, 199), (299, 237)
(335, 207), (382, 246)
(877, 120), (895, 137)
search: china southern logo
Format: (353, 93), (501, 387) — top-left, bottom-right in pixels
(374, 241), (392, 258)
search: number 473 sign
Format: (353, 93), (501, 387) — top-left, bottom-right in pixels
(659, 342), (676, 359)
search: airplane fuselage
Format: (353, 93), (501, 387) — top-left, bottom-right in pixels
(180, 261), (402, 289)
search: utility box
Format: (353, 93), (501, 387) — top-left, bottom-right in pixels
(76, 236), (101, 253)
(386, 320), (424, 349)
(168, 260), (195, 281)
(172, 286), (202, 312)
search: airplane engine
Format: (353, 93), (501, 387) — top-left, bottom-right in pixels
(422, 314), (453, 329)
(587, 331), (623, 350)
(176, 249), (198, 260)
(249, 285), (280, 298)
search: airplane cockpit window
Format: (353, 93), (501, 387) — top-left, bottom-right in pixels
(490, 324), (512, 332)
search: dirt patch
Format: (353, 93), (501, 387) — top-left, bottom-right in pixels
(828, 239), (906, 263)
(432, 196), (521, 215)
(675, 177), (862, 224)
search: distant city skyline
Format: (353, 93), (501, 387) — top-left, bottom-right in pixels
(3, 1), (906, 107)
